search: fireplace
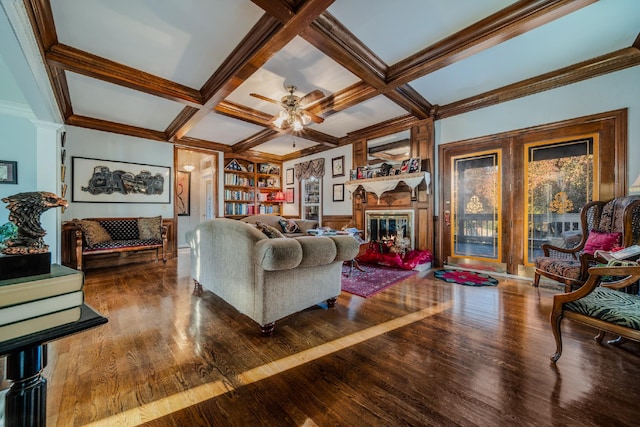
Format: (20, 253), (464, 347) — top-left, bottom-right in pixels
(365, 209), (414, 251)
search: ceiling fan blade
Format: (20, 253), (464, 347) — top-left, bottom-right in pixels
(303, 109), (324, 124)
(299, 89), (324, 106)
(249, 93), (282, 106)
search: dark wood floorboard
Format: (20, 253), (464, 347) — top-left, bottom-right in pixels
(32, 251), (640, 426)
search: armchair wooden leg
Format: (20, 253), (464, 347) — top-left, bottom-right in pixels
(533, 272), (540, 287)
(260, 322), (275, 337)
(550, 312), (564, 363)
(607, 336), (628, 346)
(594, 330), (605, 343)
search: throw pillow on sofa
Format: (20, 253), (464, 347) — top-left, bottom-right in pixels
(138, 216), (162, 240)
(255, 221), (285, 238)
(76, 220), (111, 247)
(278, 218), (300, 234)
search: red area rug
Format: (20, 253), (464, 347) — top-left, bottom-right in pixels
(341, 263), (417, 298)
(433, 269), (498, 287)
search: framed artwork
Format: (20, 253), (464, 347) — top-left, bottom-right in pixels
(333, 183), (344, 202)
(357, 166), (366, 179)
(72, 156), (171, 203)
(176, 171), (191, 216)
(332, 156), (345, 177)
(349, 169), (357, 180)
(286, 168), (294, 185)
(409, 157), (421, 173)
(0, 160), (17, 184)
(285, 187), (295, 203)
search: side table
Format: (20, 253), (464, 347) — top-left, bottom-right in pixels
(0, 304), (107, 427)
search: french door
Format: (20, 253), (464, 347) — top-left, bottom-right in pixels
(439, 110), (625, 276)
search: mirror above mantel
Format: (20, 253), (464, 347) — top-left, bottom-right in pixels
(367, 130), (411, 166)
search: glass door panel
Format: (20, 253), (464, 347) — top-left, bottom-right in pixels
(451, 151), (501, 263)
(525, 138), (597, 265)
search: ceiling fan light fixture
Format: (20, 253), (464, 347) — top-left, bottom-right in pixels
(292, 119), (303, 132)
(274, 116), (285, 128)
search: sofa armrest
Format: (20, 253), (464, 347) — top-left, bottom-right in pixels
(328, 235), (360, 262)
(254, 238), (303, 271)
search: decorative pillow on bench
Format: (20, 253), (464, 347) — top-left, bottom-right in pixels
(138, 216), (162, 240)
(76, 220), (111, 247)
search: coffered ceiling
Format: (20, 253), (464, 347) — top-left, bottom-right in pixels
(13, 0), (640, 160)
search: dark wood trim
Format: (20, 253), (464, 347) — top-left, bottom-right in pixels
(438, 47), (640, 119)
(387, 0), (597, 86)
(174, 137), (233, 153)
(165, 107), (201, 141)
(232, 129), (281, 153)
(214, 101), (274, 126)
(46, 44), (203, 107)
(66, 115), (167, 142)
(385, 84), (433, 120)
(298, 128), (339, 147)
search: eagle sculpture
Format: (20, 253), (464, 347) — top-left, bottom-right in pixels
(2, 191), (68, 255)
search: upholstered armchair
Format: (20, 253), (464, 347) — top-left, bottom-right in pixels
(185, 218), (359, 335)
(533, 196), (640, 291)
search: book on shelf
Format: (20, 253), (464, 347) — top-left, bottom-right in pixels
(0, 306), (81, 341)
(0, 290), (84, 326)
(0, 264), (84, 308)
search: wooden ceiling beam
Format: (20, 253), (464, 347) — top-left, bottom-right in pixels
(232, 129), (281, 153)
(46, 44), (203, 107)
(298, 128), (339, 147)
(66, 115), (167, 142)
(172, 0), (335, 141)
(174, 137), (233, 153)
(386, 85), (433, 119)
(387, 0), (597, 87)
(438, 47), (640, 119)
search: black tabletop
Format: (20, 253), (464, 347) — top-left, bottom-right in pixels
(0, 304), (108, 356)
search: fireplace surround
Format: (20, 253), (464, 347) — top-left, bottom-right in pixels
(365, 209), (414, 251)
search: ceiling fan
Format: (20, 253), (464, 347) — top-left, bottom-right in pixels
(250, 85), (325, 131)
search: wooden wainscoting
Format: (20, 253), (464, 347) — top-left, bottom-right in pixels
(322, 215), (355, 231)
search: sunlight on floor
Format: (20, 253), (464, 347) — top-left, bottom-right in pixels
(85, 301), (453, 426)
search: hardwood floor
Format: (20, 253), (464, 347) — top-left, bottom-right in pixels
(38, 252), (640, 426)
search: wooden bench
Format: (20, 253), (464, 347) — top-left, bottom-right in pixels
(550, 265), (640, 362)
(61, 217), (167, 271)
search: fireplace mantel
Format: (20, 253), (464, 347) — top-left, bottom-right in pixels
(345, 172), (431, 202)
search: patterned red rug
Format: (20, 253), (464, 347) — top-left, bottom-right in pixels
(341, 263), (417, 298)
(433, 269), (498, 286)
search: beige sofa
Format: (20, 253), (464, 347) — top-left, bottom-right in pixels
(240, 215), (318, 237)
(185, 218), (359, 335)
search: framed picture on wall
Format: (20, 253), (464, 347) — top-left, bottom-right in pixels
(285, 187), (295, 203)
(0, 160), (17, 184)
(333, 183), (344, 202)
(332, 156), (345, 177)
(176, 171), (191, 216)
(72, 156), (171, 203)
(285, 168), (294, 185)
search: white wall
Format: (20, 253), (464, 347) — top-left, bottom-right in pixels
(61, 126), (174, 220)
(282, 144), (353, 220)
(434, 66), (640, 211)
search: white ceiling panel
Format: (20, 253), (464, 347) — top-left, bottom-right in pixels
(185, 112), (264, 145)
(411, 0), (640, 106)
(66, 72), (184, 131)
(226, 36), (360, 113)
(253, 135), (318, 157)
(328, 0), (517, 65)
(51, 0), (264, 88)
(312, 95), (408, 137)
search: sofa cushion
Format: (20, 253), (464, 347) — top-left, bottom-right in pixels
(76, 220), (111, 247)
(255, 221), (285, 238)
(279, 218), (300, 234)
(138, 216), (162, 240)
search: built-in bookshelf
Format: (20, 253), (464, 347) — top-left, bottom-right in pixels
(223, 156), (283, 218)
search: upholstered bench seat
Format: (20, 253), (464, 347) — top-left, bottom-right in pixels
(84, 238), (165, 252)
(534, 257), (582, 282)
(565, 287), (640, 330)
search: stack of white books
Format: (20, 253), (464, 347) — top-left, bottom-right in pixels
(0, 264), (84, 341)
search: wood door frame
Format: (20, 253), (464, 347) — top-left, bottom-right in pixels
(438, 109), (627, 274)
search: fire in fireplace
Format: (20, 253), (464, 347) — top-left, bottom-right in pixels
(365, 209), (414, 252)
